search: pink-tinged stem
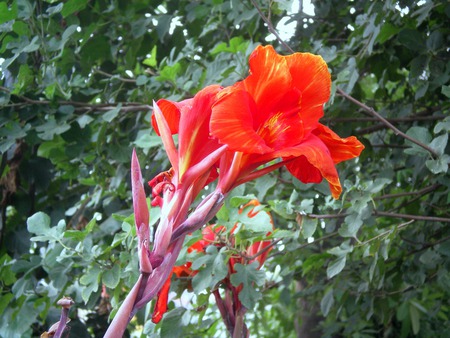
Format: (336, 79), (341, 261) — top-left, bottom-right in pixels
(218, 152), (243, 193)
(181, 144), (228, 188)
(234, 158), (293, 188)
(152, 101), (179, 171)
(131, 149), (152, 273)
(232, 307), (249, 338)
(213, 289), (234, 335)
(134, 237), (184, 310)
(104, 274), (143, 338)
(170, 190), (225, 242)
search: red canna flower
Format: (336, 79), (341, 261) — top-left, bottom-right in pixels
(210, 45), (364, 198)
(111, 45), (364, 336)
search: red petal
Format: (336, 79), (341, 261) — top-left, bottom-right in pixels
(278, 134), (343, 199)
(152, 273), (173, 323)
(243, 45), (293, 125)
(313, 124), (365, 163)
(173, 262), (194, 277)
(178, 85), (223, 178)
(152, 98), (190, 135)
(285, 52), (331, 132)
(211, 88), (272, 154)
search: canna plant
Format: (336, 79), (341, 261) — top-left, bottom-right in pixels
(105, 45), (364, 337)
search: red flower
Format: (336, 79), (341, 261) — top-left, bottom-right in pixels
(210, 45), (364, 198)
(151, 200), (273, 323)
(152, 85), (226, 192)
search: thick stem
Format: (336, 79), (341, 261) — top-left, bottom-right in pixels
(213, 289), (235, 335)
(232, 307), (248, 338)
(170, 190), (226, 243)
(104, 274), (143, 338)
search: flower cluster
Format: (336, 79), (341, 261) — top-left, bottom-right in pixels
(152, 200), (273, 332)
(105, 45), (364, 337)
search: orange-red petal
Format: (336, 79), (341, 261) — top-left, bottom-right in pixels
(152, 272), (173, 323)
(211, 88), (272, 153)
(313, 124), (365, 164)
(278, 134), (343, 199)
(152, 98), (190, 135)
(243, 45), (293, 124)
(178, 85), (223, 178)
(285, 52), (331, 132)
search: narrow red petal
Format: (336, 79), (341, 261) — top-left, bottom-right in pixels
(151, 273), (173, 323)
(152, 101), (179, 170)
(178, 85), (223, 178)
(152, 99), (183, 136)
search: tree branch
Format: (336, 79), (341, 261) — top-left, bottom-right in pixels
(373, 184), (441, 201)
(336, 88), (439, 158)
(308, 211), (450, 223)
(0, 86), (152, 113)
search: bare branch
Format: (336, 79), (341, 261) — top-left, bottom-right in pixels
(336, 88), (439, 158)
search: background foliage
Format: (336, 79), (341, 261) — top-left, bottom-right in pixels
(1, 0), (449, 337)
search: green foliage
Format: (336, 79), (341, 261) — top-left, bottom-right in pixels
(1, 0), (449, 337)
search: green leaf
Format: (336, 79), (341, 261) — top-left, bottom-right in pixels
(229, 195), (256, 208)
(301, 217), (317, 239)
(102, 104), (122, 123)
(441, 85), (450, 98)
(28, 218), (65, 243)
(102, 263), (121, 289)
(27, 212), (51, 235)
(35, 117), (71, 140)
(143, 45), (157, 67)
(80, 265), (101, 303)
(0, 121), (30, 154)
(0, 255), (16, 286)
(0, 2), (17, 24)
(77, 114), (94, 128)
(157, 63), (182, 84)
(429, 133), (448, 156)
(425, 154), (450, 174)
(434, 117), (450, 134)
(134, 133), (163, 149)
(376, 23), (400, 44)
(235, 203), (272, 233)
(339, 213), (363, 238)
(230, 262), (265, 309)
(320, 288), (334, 316)
(327, 255), (346, 279)
(327, 242), (353, 257)
(409, 302), (420, 335)
(160, 307), (186, 338)
(61, 0), (88, 17)
(404, 126), (432, 155)
(255, 174), (277, 201)
(192, 246), (228, 293)
(398, 28), (425, 51)
(135, 75), (149, 86)
(0, 293), (14, 316)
